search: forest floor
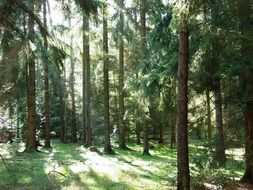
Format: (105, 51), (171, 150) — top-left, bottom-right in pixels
(0, 139), (252, 190)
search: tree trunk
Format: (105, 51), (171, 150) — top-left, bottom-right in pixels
(43, 0), (51, 148)
(103, 4), (114, 154)
(176, 5), (190, 189)
(140, 0), (150, 155)
(171, 117), (176, 149)
(118, 0), (127, 150)
(136, 73), (141, 145)
(241, 101), (253, 183)
(158, 121), (163, 144)
(69, 17), (77, 143)
(143, 122), (150, 155)
(83, 15), (92, 146)
(25, 1), (37, 152)
(59, 71), (66, 143)
(136, 122), (141, 145)
(213, 80), (226, 166)
(16, 105), (20, 139)
(206, 90), (212, 142)
(239, 0), (253, 183)
(82, 15), (86, 145)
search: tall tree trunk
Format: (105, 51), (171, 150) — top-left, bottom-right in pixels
(83, 15), (92, 146)
(141, 0), (150, 156)
(143, 122), (150, 155)
(82, 16), (86, 145)
(64, 64), (68, 143)
(16, 105), (20, 139)
(242, 101), (253, 183)
(239, 0), (253, 183)
(136, 73), (141, 145)
(69, 18), (77, 143)
(103, 4), (114, 154)
(206, 90), (212, 142)
(158, 121), (163, 144)
(43, 0), (51, 148)
(25, 1), (37, 152)
(176, 1), (190, 188)
(213, 80), (226, 166)
(59, 71), (66, 143)
(210, 3), (226, 166)
(136, 121), (141, 145)
(118, 0), (127, 150)
(170, 112), (176, 149)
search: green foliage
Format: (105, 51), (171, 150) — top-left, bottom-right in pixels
(0, 140), (245, 189)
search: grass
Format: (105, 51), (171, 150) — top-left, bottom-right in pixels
(0, 139), (247, 190)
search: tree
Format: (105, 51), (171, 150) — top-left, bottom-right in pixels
(25, 1), (37, 152)
(69, 15), (77, 143)
(59, 70), (66, 143)
(210, 3), (226, 166)
(206, 90), (212, 142)
(176, 0), (190, 189)
(118, 0), (127, 150)
(239, 0), (253, 183)
(43, 0), (51, 148)
(140, 0), (150, 156)
(103, 3), (114, 154)
(83, 14), (92, 146)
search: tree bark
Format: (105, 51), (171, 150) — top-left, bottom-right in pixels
(83, 14), (92, 146)
(136, 73), (141, 145)
(82, 15), (86, 145)
(118, 0), (127, 150)
(213, 80), (226, 166)
(239, 0), (253, 183)
(140, 0), (150, 156)
(43, 0), (51, 148)
(176, 7), (190, 189)
(241, 101), (253, 183)
(59, 70), (66, 143)
(136, 122), (141, 145)
(69, 17), (77, 143)
(171, 119), (176, 149)
(25, 1), (37, 152)
(16, 105), (20, 139)
(103, 4), (114, 154)
(143, 122), (150, 156)
(158, 121), (164, 144)
(206, 90), (212, 142)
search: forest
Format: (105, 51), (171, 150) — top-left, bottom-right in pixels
(0, 0), (253, 189)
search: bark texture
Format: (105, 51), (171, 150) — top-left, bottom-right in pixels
(69, 18), (77, 143)
(206, 90), (212, 142)
(140, 0), (150, 156)
(25, 1), (37, 152)
(176, 18), (190, 190)
(213, 80), (226, 166)
(239, 0), (253, 183)
(103, 4), (113, 154)
(118, 0), (127, 150)
(43, 0), (51, 148)
(83, 15), (92, 146)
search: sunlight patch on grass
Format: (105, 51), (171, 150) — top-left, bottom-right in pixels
(0, 143), (12, 158)
(80, 150), (122, 182)
(226, 148), (244, 161)
(69, 162), (89, 174)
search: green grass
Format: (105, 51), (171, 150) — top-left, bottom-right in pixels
(0, 140), (246, 190)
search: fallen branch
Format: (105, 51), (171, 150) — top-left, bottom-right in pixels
(48, 170), (67, 178)
(47, 165), (68, 188)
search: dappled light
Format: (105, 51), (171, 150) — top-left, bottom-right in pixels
(0, 0), (253, 189)
(0, 140), (247, 189)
